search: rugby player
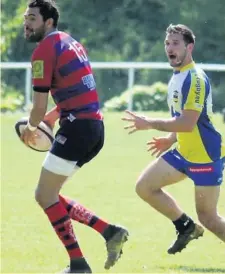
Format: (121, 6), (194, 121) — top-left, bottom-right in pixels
(21, 0), (128, 272)
(122, 24), (225, 254)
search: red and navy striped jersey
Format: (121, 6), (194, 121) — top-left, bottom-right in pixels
(31, 31), (103, 121)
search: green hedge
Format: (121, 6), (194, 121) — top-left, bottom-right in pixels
(103, 82), (168, 111)
(0, 83), (55, 112)
(0, 84), (24, 112)
(212, 84), (225, 112)
(1, 80), (224, 113)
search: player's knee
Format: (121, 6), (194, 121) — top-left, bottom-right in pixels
(197, 210), (216, 230)
(35, 187), (50, 208)
(35, 186), (60, 209)
(135, 181), (144, 198)
(135, 178), (155, 200)
(35, 187), (44, 206)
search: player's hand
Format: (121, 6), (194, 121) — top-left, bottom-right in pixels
(122, 110), (153, 134)
(147, 136), (173, 157)
(20, 126), (38, 146)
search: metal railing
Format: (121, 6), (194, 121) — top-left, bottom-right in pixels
(1, 62), (225, 110)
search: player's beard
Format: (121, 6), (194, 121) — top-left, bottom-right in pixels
(25, 25), (46, 43)
(168, 49), (187, 68)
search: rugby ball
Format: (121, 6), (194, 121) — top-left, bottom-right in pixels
(15, 117), (54, 152)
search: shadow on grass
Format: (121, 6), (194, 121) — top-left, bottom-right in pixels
(160, 266), (225, 273)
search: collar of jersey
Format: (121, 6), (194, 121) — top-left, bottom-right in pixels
(43, 30), (60, 41)
(173, 62), (195, 74)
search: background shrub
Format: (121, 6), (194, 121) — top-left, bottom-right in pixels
(103, 82), (168, 112)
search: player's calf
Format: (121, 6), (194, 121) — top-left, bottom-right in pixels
(198, 212), (225, 242)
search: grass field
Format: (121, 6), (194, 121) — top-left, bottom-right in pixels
(1, 112), (225, 274)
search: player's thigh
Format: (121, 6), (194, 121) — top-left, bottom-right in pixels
(191, 157), (224, 215)
(51, 119), (104, 164)
(37, 152), (79, 198)
(37, 119), (104, 196)
(77, 122), (104, 167)
(37, 165), (68, 197)
(195, 185), (220, 216)
(35, 166), (69, 209)
(136, 157), (186, 192)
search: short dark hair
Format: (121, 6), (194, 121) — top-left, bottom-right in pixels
(166, 24), (195, 45)
(28, 0), (59, 27)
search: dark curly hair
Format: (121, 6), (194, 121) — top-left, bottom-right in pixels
(28, 0), (59, 27)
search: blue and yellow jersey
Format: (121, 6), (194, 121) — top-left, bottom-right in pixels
(167, 62), (225, 163)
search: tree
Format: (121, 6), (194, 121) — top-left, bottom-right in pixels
(1, 0), (225, 109)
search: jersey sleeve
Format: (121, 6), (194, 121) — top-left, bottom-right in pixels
(181, 71), (206, 112)
(31, 41), (55, 92)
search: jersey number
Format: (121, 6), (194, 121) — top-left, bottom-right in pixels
(69, 41), (88, 63)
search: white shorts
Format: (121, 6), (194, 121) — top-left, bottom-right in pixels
(42, 152), (79, 177)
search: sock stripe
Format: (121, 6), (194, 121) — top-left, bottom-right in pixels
(52, 215), (70, 227)
(66, 242), (79, 250)
(63, 234), (71, 241)
(58, 227), (66, 232)
(59, 195), (110, 239)
(45, 201), (84, 259)
(68, 248), (83, 258)
(89, 216), (98, 226)
(45, 201), (60, 210)
(92, 219), (108, 233)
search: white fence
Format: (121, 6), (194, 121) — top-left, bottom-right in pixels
(1, 62), (225, 110)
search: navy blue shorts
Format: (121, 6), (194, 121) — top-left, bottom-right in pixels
(50, 119), (104, 167)
(162, 149), (225, 186)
